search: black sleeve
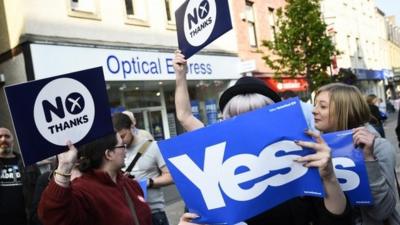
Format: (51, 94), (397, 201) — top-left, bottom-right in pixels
(310, 196), (353, 225)
(30, 172), (51, 225)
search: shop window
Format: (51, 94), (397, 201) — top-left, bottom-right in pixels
(165, 0), (176, 30)
(67, 0), (101, 20)
(246, 1), (257, 47)
(124, 0), (150, 27)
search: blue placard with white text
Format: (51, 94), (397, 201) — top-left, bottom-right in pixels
(175, 0), (233, 59)
(158, 99), (324, 224)
(323, 131), (372, 205)
(158, 98), (373, 224)
(5, 67), (114, 165)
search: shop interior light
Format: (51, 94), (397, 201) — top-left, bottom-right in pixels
(158, 81), (163, 85)
(156, 92), (161, 96)
(135, 87), (140, 90)
(119, 83), (127, 91)
(106, 83), (111, 90)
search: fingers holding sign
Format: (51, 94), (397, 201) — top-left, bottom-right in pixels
(352, 127), (376, 161)
(178, 213), (202, 225)
(173, 50), (188, 76)
(294, 130), (335, 180)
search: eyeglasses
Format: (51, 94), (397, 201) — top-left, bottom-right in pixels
(111, 144), (127, 150)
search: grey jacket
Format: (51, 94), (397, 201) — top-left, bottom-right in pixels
(359, 125), (400, 225)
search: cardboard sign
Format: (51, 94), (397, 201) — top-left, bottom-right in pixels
(323, 131), (372, 205)
(175, 0), (232, 59)
(158, 98), (373, 224)
(158, 99), (324, 224)
(5, 67), (114, 165)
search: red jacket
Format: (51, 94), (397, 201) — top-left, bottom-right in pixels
(38, 170), (152, 225)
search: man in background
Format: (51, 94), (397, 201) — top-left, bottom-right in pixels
(122, 110), (154, 141)
(0, 127), (39, 225)
(112, 113), (173, 225)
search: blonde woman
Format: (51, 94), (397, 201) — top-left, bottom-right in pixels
(313, 83), (400, 224)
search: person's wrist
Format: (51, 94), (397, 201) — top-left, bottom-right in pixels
(57, 164), (73, 174)
(147, 178), (154, 188)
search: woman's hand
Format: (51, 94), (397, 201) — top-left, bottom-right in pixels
(173, 50), (188, 76)
(294, 130), (335, 180)
(57, 140), (78, 174)
(178, 213), (202, 225)
(353, 127), (376, 161)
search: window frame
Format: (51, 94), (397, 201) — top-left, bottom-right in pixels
(124, 0), (150, 27)
(245, 1), (258, 48)
(67, 0), (101, 20)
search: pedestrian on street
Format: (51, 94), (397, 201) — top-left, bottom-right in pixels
(173, 50), (352, 225)
(38, 132), (152, 225)
(113, 112), (173, 225)
(313, 83), (400, 224)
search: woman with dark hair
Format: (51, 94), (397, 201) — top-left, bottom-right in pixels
(173, 51), (352, 225)
(38, 133), (152, 225)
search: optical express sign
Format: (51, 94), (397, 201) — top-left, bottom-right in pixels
(29, 44), (240, 81)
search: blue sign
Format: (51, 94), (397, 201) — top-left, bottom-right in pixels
(205, 99), (218, 125)
(158, 99), (324, 224)
(175, 0), (233, 59)
(323, 131), (372, 205)
(5, 67), (114, 165)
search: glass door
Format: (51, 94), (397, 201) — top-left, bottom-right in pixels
(131, 108), (165, 140)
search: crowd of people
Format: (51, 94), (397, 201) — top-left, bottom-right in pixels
(1, 50), (400, 225)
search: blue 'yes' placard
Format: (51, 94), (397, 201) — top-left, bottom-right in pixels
(175, 0), (233, 59)
(323, 131), (372, 205)
(5, 67), (114, 166)
(158, 98), (373, 224)
(158, 99), (324, 224)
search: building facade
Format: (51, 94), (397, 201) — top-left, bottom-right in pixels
(0, 0), (241, 139)
(386, 16), (400, 101)
(320, 0), (391, 101)
(229, 0), (309, 96)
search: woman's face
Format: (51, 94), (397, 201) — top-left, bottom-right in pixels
(313, 91), (336, 132)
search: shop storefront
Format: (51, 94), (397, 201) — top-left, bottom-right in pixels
(25, 43), (240, 140)
(259, 77), (309, 99)
(354, 68), (386, 104)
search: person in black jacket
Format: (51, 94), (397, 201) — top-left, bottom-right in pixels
(0, 127), (40, 225)
(366, 94), (386, 137)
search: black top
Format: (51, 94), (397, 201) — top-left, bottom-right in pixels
(0, 157), (27, 225)
(245, 196), (353, 225)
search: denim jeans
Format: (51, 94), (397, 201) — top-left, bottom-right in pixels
(152, 211), (169, 225)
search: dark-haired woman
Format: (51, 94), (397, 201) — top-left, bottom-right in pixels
(38, 133), (152, 225)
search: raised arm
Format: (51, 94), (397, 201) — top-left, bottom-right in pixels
(173, 50), (204, 131)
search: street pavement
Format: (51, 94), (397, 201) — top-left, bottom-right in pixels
(163, 111), (400, 224)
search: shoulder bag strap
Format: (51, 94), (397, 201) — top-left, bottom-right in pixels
(125, 140), (152, 173)
(123, 187), (141, 225)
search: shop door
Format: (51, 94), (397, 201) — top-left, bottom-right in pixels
(131, 108), (165, 141)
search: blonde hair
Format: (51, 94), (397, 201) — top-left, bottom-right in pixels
(222, 93), (274, 119)
(315, 83), (370, 131)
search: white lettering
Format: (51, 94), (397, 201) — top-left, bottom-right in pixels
(168, 140), (307, 209)
(333, 157), (360, 191)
